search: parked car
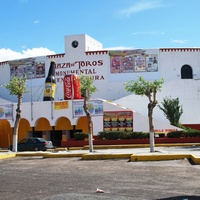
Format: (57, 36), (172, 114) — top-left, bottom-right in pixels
(9, 137), (54, 151)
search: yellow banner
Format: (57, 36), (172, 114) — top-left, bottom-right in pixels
(54, 101), (69, 110)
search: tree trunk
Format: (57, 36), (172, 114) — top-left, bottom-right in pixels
(12, 95), (22, 152)
(83, 97), (93, 152)
(88, 131), (93, 152)
(87, 113), (93, 152)
(148, 103), (155, 152)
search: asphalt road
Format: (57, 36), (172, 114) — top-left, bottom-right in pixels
(1, 156), (200, 200)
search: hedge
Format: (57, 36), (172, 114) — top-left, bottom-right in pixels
(98, 131), (149, 140)
(74, 131), (200, 140)
(97, 130), (200, 140)
(74, 132), (88, 140)
(167, 130), (200, 138)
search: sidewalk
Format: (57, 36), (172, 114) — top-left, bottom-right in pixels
(1, 143), (200, 164)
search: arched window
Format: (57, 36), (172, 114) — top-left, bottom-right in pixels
(181, 65), (193, 79)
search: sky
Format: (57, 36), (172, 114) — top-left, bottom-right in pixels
(1, 0), (200, 62)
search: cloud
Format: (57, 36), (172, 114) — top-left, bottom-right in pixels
(34, 20), (39, 24)
(118, 0), (165, 18)
(170, 39), (188, 44)
(0, 48), (56, 62)
(132, 31), (165, 35)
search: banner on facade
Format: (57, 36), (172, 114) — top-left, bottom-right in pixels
(0, 104), (13, 120)
(109, 50), (158, 73)
(8, 57), (45, 79)
(103, 111), (133, 131)
(63, 74), (82, 100)
(54, 101), (69, 110)
(73, 100), (103, 117)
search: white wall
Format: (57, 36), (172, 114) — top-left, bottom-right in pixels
(160, 50), (200, 81)
(1, 35), (200, 127)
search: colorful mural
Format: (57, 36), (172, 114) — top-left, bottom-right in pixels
(8, 58), (45, 79)
(103, 111), (133, 131)
(0, 104), (13, 120)
(109, 50), (158, 73)
(73, 100), (103, 117)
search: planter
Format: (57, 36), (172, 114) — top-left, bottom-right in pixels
(61, 137), (200, 147)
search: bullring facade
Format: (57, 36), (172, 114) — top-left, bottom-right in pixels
(0, 34), (199, 148)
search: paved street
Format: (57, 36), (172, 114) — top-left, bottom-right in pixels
(0, 152), (200, 200)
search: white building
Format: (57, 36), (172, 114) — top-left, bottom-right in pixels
(0, 34), (197, 148)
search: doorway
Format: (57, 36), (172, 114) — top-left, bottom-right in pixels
(181, 65), (193, 79)
(51, 130), (62, 147)
(32, 131), (42, 138)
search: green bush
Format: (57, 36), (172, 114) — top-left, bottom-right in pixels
(167, 130), (200, 138)
(97, 131), (149, 140)
(185, 131), (200, 138)
(74, 132), (88, 140)
(167, 131), (184, 138)
(131, 132), (149, 139)
(98, 131), (124, 140)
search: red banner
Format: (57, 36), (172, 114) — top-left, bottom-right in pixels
(63, 74), (82, 100)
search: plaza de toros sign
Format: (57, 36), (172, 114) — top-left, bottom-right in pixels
(55, 59), (105, 82)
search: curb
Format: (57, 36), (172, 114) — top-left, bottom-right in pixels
(130, 154), (191, 162)
(43, 153), (84, 158)
(0, 153), (16, 159)
(1, 152), (200, 165)
(1, 143), (200, 164)
(190, 154), (200, 164)
(82, 153), (132, 160)
(16, 152), (48, 157)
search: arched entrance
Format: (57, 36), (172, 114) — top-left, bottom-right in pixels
(76, 116), (89, 133)
(0, 118), (31, 148)
(0, 120), (12, 148)
(54, 117), (73, 146)
(181, 65), (193, 79)
(34, 117), (52, 140)
(18, 118), (31, 141)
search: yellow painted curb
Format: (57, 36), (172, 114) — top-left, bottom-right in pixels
(54, 148), (68, 151)
(16, 152), (47, 157)
(190, 154), (200, 165)
(0, 153), (16, 159)
(0, 150), (10, 152)
(68, 147), (84, 150)
(130, 154), (191, 162)
(43, 153), (84, 158)
(82, 153), (132, 160)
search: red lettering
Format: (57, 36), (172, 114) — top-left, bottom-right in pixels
(80, 61), (85, 67)
(77, 61), (82, 69)
(55, 71), (59, 76)
(98, 60), (103, 66)
(88, 69), (93, 74)
(56, 63), (61, 69)
(57, 59), (103, 70)
(92, 61), (97, 66)
(86, 61), (92, 67)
